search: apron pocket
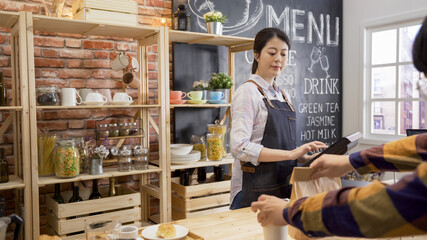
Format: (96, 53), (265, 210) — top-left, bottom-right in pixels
(249, 182), (291, 201)
(287, 116), (297, 146)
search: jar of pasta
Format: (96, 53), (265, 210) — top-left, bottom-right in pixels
(208, 123), (227, 157)
(53, 139), (80, 178)
(190, 135), (206, 161)
(207, 133), (223, 161)
(37, 132), (57, 176)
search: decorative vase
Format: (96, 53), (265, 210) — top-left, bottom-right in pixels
(201, 90), (208, 100)
(90, 158), (103, 175)
(206, 22), (223, 35)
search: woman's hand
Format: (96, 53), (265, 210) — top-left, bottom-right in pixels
(251, 195), (289, 227)
(293, 141), (328, 160)
(310, 154), (355, 179)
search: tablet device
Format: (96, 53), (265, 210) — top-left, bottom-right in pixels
(303, 132), (362, 167)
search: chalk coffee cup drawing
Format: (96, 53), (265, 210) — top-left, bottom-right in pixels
(187, 91), (203, 100)
(170, 91), (186, 100)
(61, 88), (82, 106)
(85, 92), (108, 103)
(263, 225), (288, 240)
(78, 88), (93, 101)
(113, 92), (132, 103)
(119, 225), (138, 239)
(209, 91), (225, 100)
(111, 52), (129, 71)
(122, 71), (140, 89)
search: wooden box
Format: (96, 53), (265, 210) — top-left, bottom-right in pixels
(46, 185), (141, 240)
(72, 0), (137, 16)
(73, 8), (137, 26)
(172, 173), (231, 220)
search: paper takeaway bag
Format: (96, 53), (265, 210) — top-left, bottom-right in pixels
(288, 167), (341, 240)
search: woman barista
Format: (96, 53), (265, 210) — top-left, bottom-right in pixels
(229, 28), (327, 209)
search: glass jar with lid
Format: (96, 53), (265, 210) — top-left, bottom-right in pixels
(36, 86), (60, 106)
(119, 123), (130, 136)
(118, 147), (132, 172)
(190, 135), (206, 161)
(98, 124), (109, 139)
(208, 122), (227, 157)
(54, 138), (80, 178)
(207, 133), (223, 161)
(108, 123), (119, 137)
(133, 145), (149, 170)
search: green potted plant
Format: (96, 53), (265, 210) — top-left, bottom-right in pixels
(208, 72), (233, 103)
(203, 11), (227, 35)
(192, 80), (210, 100)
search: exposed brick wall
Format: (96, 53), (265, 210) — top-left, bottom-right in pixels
(0, 0), (172, 236)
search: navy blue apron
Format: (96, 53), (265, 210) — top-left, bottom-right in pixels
(240, 80), (297, 208)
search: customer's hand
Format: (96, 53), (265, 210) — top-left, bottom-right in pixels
(310, 154), (354, 179)
(293, 141), (328, 160)
(251, 195), (289, 227)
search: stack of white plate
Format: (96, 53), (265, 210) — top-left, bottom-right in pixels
(171, 150), (201, 165)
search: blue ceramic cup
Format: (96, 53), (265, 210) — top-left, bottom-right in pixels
(209, 91), (225, 100)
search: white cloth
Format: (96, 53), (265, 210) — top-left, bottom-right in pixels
(230, 74), (290, 204)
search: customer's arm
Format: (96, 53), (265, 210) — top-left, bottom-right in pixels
(281, 134), (427, 238)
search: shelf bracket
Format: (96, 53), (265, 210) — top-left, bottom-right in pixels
(0, 112), (15, 137)
(148, 114), (159, 136)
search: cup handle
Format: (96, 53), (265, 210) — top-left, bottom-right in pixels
(187, 92), (192, 99)
(102, 95), (108, 103)
(76, 91), (82, 104)
(220, 92), (225, 100)
(128, 95), (133, 102)
(181, 92), (187, 99)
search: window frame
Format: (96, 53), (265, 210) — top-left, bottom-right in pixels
(360, 13), (426, 143)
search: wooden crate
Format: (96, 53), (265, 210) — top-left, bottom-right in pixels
(46, 185), (141, 240)
(72, 0), (137, 16)
(73, 8), (137, 26)
(172, 173), (231, 220)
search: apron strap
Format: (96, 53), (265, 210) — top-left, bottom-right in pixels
(246, 80), (295, 112)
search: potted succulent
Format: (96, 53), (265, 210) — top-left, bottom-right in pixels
(192, 80), (210, 100)
(203, 11), (227, 35)
(208, 72), (233, 102)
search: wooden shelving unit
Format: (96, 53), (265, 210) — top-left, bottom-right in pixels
(0, 10), (33, 239)
(23, 13), (169, 239)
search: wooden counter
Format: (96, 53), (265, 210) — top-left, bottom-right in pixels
(170, 208), (424, 240)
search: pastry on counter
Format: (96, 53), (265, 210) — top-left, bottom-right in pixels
(156, 223), (176, 238)
(38, 235), (61, 240)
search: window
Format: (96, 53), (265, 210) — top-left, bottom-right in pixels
(364, 19), (426, 141)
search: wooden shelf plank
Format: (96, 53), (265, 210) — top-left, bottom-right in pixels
(0, 106), (23, 111)
(170, 104), (231, 108)
(36, 104), (160, 110)
(31, 14), (159, 39)
(0, 175), (25, 190)
(0, 10), (19, 28)
(38, 166), (162, 186)
(170, 156), (234, 170)
(169, 30), (253, 47)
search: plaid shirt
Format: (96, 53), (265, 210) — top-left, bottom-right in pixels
(283, 133), (427, 238)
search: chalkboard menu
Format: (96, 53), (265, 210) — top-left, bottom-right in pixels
(173, 0), (342, 146)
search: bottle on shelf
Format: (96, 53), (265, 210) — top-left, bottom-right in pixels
(68, 182), (83, 203)
(197, 167), (206, 183)
(0, 148), (9, 183)
(89, 179), (102, 199)
(52, 183), (64, 204)
(0, 72), (7, 106)
(109, 177), (116, 196)
(214, 165), (224, 182)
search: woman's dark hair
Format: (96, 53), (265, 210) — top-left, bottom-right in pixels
(413, 16), (427, 74)
(252, 28), (291, 74)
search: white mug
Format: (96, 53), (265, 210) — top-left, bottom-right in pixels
(85, 92), (108, 103)
(113, 92), (132, 103)
(111, 52), (129, 71)
(79, 88), (93, 101)
(263, 225), (288, 240)
(119, 225), (138, 239)
(61, 88), (82, 106)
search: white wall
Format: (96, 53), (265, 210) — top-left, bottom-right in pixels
(343, 0), (427, 152)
